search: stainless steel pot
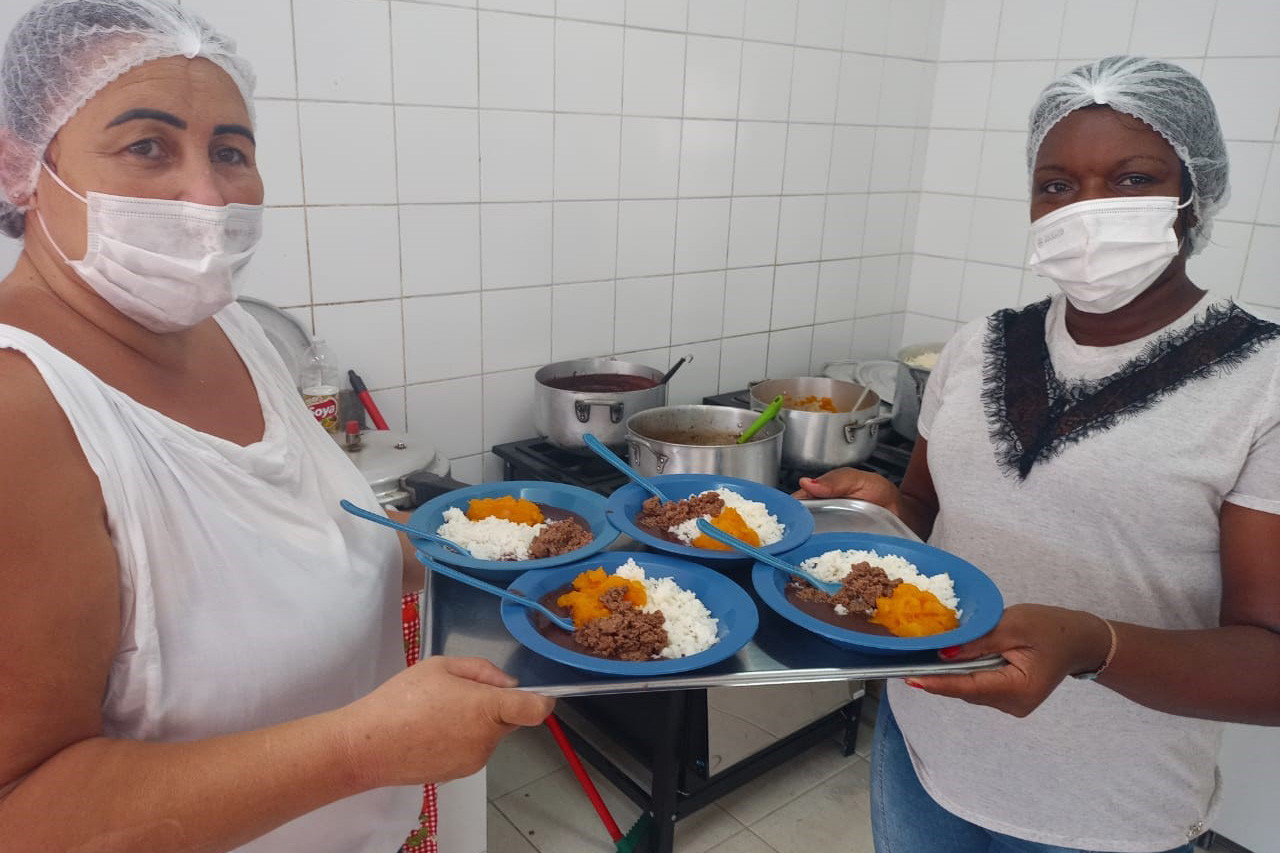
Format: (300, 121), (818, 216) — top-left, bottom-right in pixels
(749, 377), (890, 471)
(626, 405), (784, 487)
(534, 357), (667, 450)
(893, 343), (944, 440)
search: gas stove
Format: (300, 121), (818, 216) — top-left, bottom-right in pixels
(492, 390), (915, 493)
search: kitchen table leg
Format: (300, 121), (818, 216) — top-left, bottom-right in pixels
(646, 689), (688, 853)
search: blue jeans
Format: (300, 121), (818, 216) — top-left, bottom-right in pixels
(870, 692), (1195, 853)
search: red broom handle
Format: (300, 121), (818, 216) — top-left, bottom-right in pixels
(545, 715), (623, 842)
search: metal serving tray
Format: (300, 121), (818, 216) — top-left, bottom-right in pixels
(423, 498), (1000, 697)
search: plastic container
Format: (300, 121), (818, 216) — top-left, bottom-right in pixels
(299, 339), (341, 433)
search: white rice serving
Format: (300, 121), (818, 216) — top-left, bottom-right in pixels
(436, 507), (546, 561)
(801, 548), (961, 616)
(614, 559), (718, 659)
(669, 488), (785, 547)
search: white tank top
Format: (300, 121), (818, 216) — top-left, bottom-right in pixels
(0, 304), (418, 851)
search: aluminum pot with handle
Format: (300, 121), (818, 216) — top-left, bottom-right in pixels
(534, 357), (667, 450)
(749, 377), (890, 471)
(893, 343), (944, 440)
(625, 405), (784, 487)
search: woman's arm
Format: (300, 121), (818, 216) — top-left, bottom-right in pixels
(388, 507), (425, 595)
(910, 502), (1280, 724)
(793, 437), (940, 539)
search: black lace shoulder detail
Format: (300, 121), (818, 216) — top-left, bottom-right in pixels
(981, 299), (1280, 479)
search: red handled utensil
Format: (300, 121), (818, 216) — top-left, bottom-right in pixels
(347, 369), (389, 431)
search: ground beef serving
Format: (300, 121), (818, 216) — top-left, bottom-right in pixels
(573, 587), (668, 661)
(528, 518), (592, 559)
(636, 492), (725, 531)
(788, 561), (900, 616)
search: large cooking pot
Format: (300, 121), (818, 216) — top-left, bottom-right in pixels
(534, 357), (667, 450)
(749, 377), (890, 471)
(626, 405), (784, 487)
(893, 342), (944, 440)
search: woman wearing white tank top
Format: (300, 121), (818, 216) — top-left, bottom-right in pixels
(0, 3), (553, 852)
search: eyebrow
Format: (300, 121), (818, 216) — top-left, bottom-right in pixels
(106, 108), (187, 130)
(213, 124), (256, 144)
(1034, 154), (1172, 174)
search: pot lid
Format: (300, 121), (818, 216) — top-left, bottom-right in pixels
(344, 430), (448, 491)
(237, 296), (313, 380)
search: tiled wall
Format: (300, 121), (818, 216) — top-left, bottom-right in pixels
(901, 0), (1280, 347)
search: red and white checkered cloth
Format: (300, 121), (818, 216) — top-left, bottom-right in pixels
(400, 593), (438, 853)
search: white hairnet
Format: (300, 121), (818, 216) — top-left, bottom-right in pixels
(0, 0), (255, 238)
(1027, 56), (1229, 255)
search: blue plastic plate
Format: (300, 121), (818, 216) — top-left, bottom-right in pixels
(753, 532), (1004, 654)
(603, 474), (814, 561)
(407, 481), (618, 582)
(501, 551), (759, 676)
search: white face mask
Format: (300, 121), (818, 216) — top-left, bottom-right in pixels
(1027, 195), (1191, 315)
(36, 163), (263, 334)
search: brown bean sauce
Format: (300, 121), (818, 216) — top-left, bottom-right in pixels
(637, 429), (749, 446)
(529, 587), (630, 660)
(543, 373), (658, 392)
(783, 584), (894, 636)
(457, 503), (591, 561)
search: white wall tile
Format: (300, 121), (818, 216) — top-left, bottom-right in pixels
(241, 208), (310, 307)
(843, 0), (891, 54)
(405, 293), (482, 382)
(727, 196), (781, 267)
(828, 127), (875, 194)
(851, 313), (893, 358)
(308, 207), (402, 303)
(400, 204), (481, 296)
(555, 115), (621, 200)
(821, 193), (867, 259)
(967, 198), (1029, 266)
(679, 120), (737, 196)
(810, 320), (854, 373)
(620, 118), (682, 198)
(816, 258), (859, 321)
(930, 62), (993, 130)
(719, 333), (769, 391)
(617, 200), (678, 277)
(836, 54), (883, 125)
(365, 386), (406, 433)
(766, 326), (814, 377)
(887, 0), (942, 60)
(481, 203), (553, 288)
(1202, 59), (1280, 142)
(396, 107), (480, 203)
(665, 339), (722, 404)
(958, 261), (1023, 321)
(556, 20), (624, 113)
(744, 0), (798, 42)
(480, 0), (553, 12)
(868, 128), (916, 193)
(1258, 145), (1280, 226)
(1189, 220), (1253, 296)
(253, 101), (303, 207)
(294, 0), (392, 102)
(675, 198), (733, 272)
(905, 255), (964, 318)
(1221, 141), (1271, 223)
(1060, 0), (1135, 58)
(482, 367), (538, 448)
(976, 130), (1030, 201)
(936, 0), (1000, 61)
(623, 29), (687, 117)
(671, 271), (727, 343)
(391, 3), (479, 107)
(551, 280), (615, 360)
(995, 0), (1064, 60)
(688, 0), (747, 37)
(480, 110), (554, 201)
(300, 103), (398, 205)
(733, 123), (789, 198)
(482, 286), (552, 370)
(877, 59), (933, 128)
(1240, 226), (1280, 307)
(406, 376), (484, 457)
(314, 300), (405, 388)
(626, 0), (690, 31)
(739, 42), (794, 121)
(614, 276), (674, 351)
(789, 49), (840, 123)
(776, 196), (826, 264)
(794, 0), (846, 49)
(986, 61), (1056, 132)
(900, 313), (959, 347)
(478, 11), (554, 110)
(862, 193), (907, 256)
(684, 36), (743, 119)
(921, 129), (983, 195)
(185, 0), (296, 98)
(552, 201), (618, 283)
(557, 0), (625, 22)
(723, 267), (775, 335)
(1129, 0), (1214, 57)
(783, 124), (834, 195)
(913, 193), (975, 257)
(771, 263), (819, 329)
(1208, 0), (1280, 57)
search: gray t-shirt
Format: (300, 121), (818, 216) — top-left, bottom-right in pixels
(889, 294), (1280, 852)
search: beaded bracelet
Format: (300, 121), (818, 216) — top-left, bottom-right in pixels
(1073, 617), (1118, 682)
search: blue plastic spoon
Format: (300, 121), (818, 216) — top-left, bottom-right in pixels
(694, 518), (842, 595)
(418, 555), (576, 632)
(340, 499), (473, 557)
(582, 433), (667, 502)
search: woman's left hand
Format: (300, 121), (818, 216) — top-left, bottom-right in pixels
(903, 604), (1112, 717)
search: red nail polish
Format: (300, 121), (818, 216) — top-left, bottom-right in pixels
(904, 679), (923, 689)
(939, 646), (962, 659)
